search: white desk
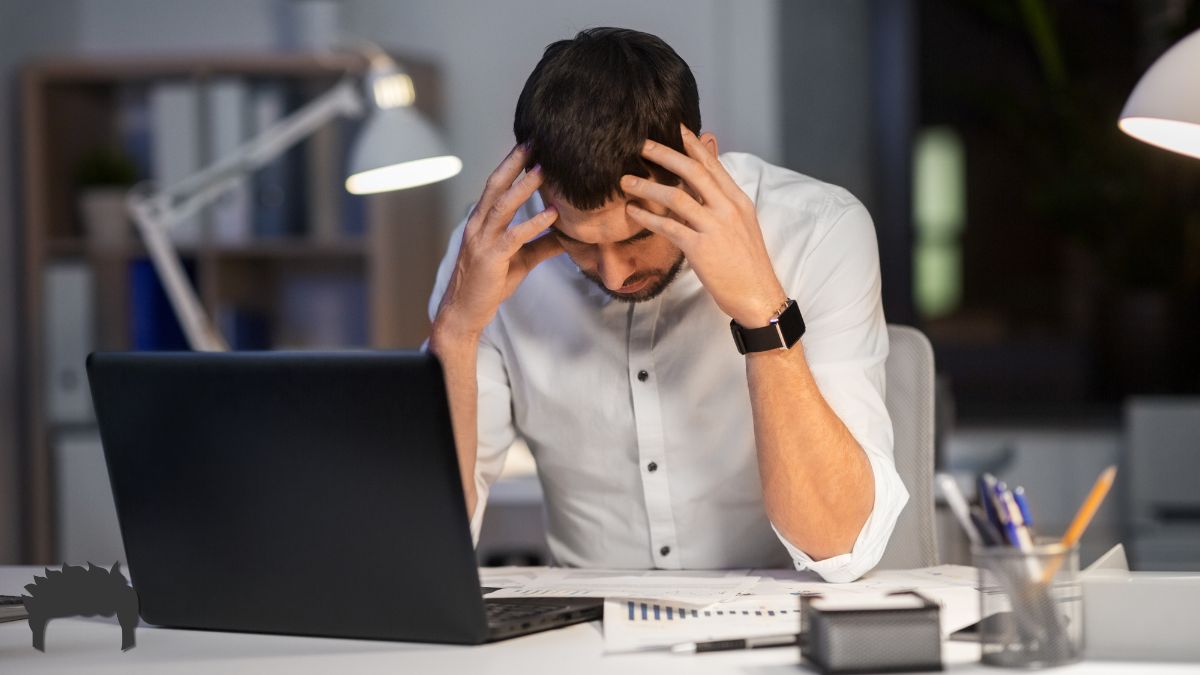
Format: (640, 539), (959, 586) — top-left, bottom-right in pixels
(2, 566), (1193, 674)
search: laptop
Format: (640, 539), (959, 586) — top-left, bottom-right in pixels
(86, 351), (601, 644)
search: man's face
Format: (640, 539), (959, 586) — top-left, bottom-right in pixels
(541, 183), (687, 303)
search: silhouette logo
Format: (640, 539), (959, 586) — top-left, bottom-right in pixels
(22, 562), (140, 652)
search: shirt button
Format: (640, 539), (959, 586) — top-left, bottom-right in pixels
(637, 370), (649, 382)
(660, 546), (671, 557)
(647, 461), (658, 473)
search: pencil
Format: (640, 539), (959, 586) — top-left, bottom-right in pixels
(1061, 466), (1117, 548)
(1041, 465), (1117, 583)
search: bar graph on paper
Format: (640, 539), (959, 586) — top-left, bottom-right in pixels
(623, 600), (800, 623)
(603, 597), (801, 653)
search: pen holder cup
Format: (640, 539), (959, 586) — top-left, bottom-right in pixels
(972, 542), (1082, 669)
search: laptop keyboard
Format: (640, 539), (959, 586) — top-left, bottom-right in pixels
(485, 601), (572, 623)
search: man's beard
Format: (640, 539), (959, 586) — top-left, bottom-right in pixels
(581, 253), (687, 303)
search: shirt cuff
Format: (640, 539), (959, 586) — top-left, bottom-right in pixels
(469, 501), (486, 547)
(771, 447), (909, 582)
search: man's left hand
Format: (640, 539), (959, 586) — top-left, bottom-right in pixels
(620, 125), (787, 328)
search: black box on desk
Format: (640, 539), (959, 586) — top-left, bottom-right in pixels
(801, 591), (942, 674)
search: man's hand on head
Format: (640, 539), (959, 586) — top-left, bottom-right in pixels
(432, 144), (564, 345)
(620, 125), (787, 328)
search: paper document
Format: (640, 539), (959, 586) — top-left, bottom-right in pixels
(746, 564), (981, 637)
(602, 565), (984, 653)
(479, 566), (552, 590)
(604, 594), (801, 653)
(485, 568), (759, 604)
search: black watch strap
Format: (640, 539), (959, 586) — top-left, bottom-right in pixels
(729, 299), (806, 355)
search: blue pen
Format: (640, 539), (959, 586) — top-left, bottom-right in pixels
(1013, 486), (1035, 530)
(993, 482), (1019, 546)
(979, 474), (1001, 535)
(982, 475), (1010, 543)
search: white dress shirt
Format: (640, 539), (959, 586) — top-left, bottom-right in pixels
(427, 152), (908, 582)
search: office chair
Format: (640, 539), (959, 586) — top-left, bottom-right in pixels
(875, 324), (940, 569)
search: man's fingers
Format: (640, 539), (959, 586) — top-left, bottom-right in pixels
(515, 230), (565, 272)
(506, 205), (559, 249)
(639, 136), (726, 209)
(474, 144), (531, 221)
(620, 174), (710, 229)
(486, 165), (545, 234)
(679, 125), (752, 211)
(626, 203), (695, 250)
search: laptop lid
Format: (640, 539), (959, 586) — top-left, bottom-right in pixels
(86, 351), (490, 644)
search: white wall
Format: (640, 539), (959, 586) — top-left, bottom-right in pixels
(343, 0), (782, 235)
(78, 0), (277, 53)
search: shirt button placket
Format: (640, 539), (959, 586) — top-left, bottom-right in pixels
(628, 298), (678, 569)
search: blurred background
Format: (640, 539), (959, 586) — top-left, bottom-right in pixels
(0, 0), (1197, 571)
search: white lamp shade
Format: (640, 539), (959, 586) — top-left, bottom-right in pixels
(345, 104), (462, 194)
(1119, 29), (1200, 160)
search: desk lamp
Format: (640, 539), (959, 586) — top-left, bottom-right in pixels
(1119, 28), (1200, 160)
(127, 44), (462, 351)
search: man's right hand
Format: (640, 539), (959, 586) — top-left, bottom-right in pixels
(432, 144), (562, 342)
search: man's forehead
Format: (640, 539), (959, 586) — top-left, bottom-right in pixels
(539, 188), (641, 245)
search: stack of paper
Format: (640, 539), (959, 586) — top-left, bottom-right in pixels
(483, 568), (759, 605)
(476, 564), (984, 654)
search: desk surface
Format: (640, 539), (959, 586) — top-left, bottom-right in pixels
(2, 566), (1194, 674)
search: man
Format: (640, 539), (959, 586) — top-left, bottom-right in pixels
(427, 27), (907, 582)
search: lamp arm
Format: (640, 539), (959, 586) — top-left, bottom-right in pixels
(126, 77), (366, 352)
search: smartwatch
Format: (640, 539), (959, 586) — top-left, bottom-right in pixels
(730, 298), (805, 355)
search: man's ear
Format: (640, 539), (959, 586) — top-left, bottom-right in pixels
(698, 131), (719, 158)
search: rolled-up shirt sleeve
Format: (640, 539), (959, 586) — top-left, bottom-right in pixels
(426, 217), (517, 545)
(769, 196), (909, 582)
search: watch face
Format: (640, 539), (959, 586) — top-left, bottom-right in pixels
(775, 300), (805, 348)
(730, 299), (805, 354)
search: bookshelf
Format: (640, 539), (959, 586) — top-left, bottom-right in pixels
(20, 52), (448, 563)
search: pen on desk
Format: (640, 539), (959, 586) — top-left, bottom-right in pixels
(1013, 486), (1036, 534)
(970, 506), (1004, 546)
(937, 473), (982, 546)
(1000, 484), (1043, 576)
(990, 480), (1016, 546)
(978, 474), (997, 528)
(671, 633), (802, 654)
(980, 473), (1006, 539)
(1001, 487), (1035, 550)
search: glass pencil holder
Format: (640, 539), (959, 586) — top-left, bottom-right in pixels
(972, 541), (1083, 669)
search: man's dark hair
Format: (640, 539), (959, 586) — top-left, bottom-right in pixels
(513, 27), (702, 210)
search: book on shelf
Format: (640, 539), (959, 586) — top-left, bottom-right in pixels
(251, 83), (304, 238)
(208, 78), (254, 243)
(149, 82), (203, 245)
(43, 262), (96, 424)
(129, 258), (190, 351)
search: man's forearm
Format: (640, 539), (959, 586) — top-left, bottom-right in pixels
(747, 342), (874, 560)
(428, 322), (481, 517)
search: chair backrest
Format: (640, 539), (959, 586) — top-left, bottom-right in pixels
(876, 324), (939, 569)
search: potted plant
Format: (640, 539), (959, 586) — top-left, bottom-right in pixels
(75, 146), (138, 250)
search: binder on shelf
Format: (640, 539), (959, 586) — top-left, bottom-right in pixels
(208, 78), (253, 243)
(129, 258), (191, 351)
(43, 263), (95, 424)
(117, 85), (151, 182)
(251, 83), (302, 237)
(217, 306), (271, 351)
(150, 81), (203, 244)
(306, 99), (341, 241)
